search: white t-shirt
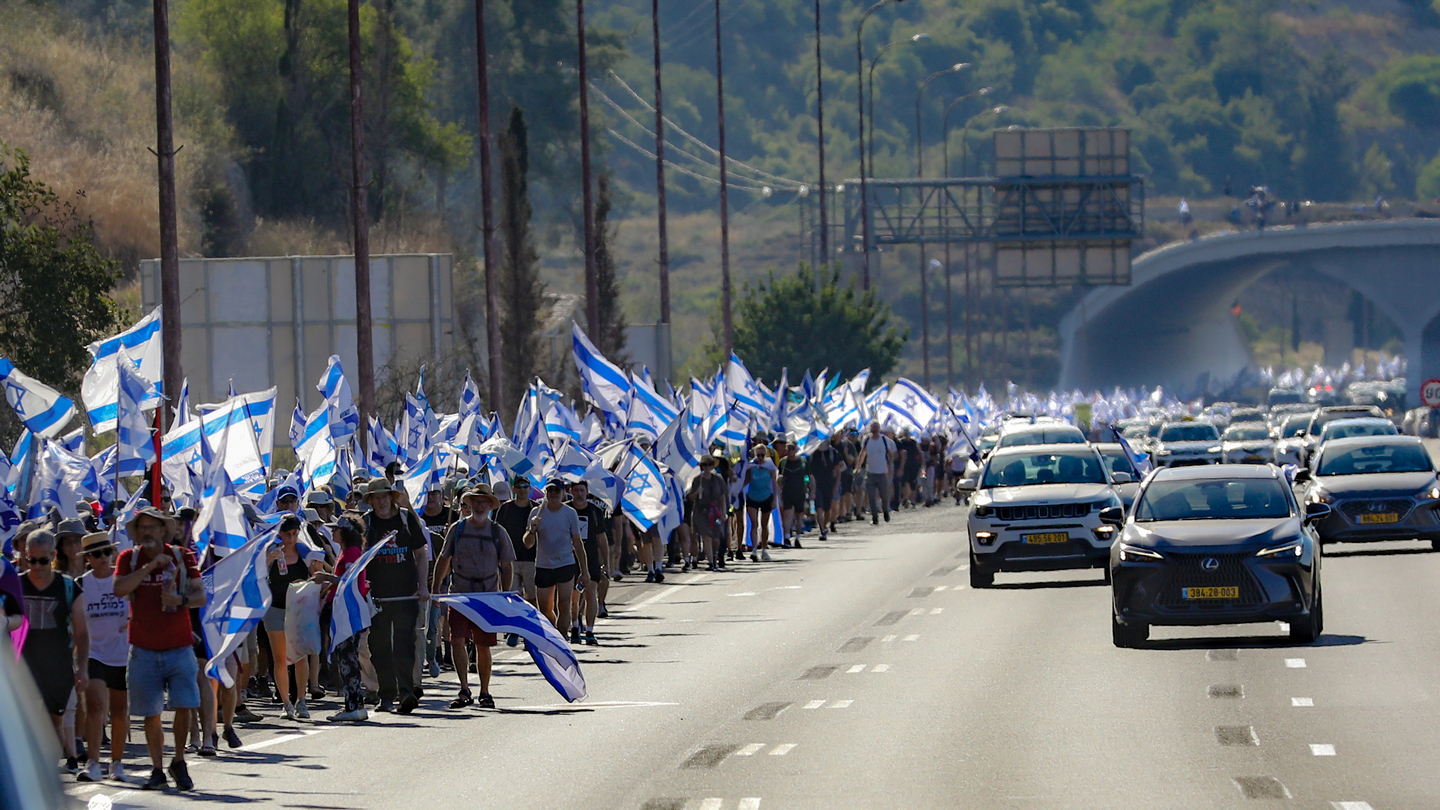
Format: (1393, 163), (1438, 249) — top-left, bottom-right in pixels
(79, 571), (130, 668)
(863, 436), (897, 475)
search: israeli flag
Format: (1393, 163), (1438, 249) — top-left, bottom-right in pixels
(725, 354), (767, 415)
(581, 458), (621, 511)
(555, 440), (597, 482)
(655, 410), (702, 487)
(82, 307), (164, 434)
(59, 427), (85, 454)
(620, 445), (668, 531)
(31, 440), (98, 520)
(401, 393), (431, 466)
(742, 500), (785, 550)
(173, 378), (192, 428)
(402, 447), (441, 506)
(316, 355), (359, 449)
(572, 323), (632, 418)
(328, 531), (396, 657)
(435, 592), (587, 703)
(0, 359), (76, 439)
(477, 435), (535, 480)
(880, 378), (940, 434)
(0, 493), (21, 556)
(163, 389), (275, 497)
(115, 349), (157, 477)
(367, 416), (398, 476)
(630, 371), (679, 426)
(544, 398), (583, 443)
(1109, 424), (1153, 476)
(201, 525), (281, 687)
(624, 391), (662, 441)
(459, 370), (482, 417)
(194, 414), (253, 560)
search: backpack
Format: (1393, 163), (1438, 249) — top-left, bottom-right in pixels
(446, 521), (502, 588)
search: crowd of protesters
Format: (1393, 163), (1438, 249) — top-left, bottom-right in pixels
(1, 421), (958, 793)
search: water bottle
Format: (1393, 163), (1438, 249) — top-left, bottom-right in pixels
(160, 568), (177, 613)
(277, 552), (289, 576)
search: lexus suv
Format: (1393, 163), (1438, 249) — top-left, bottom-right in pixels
(1107, 465), (1327, 647)
(963, 444), (1125, 588)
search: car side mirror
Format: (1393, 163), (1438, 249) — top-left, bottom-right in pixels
(1293, 469), (1312, 484)
(1111, 472), (1133, 484)
(1304, 502), (1331, 523)
(958, 479), (977, 492)
(1098, 506), (1125, 525)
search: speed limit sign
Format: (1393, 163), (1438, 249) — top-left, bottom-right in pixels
(1423, 379), (1440, 409)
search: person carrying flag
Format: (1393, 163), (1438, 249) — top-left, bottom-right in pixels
(359, 480), (430, 715)
(312, 515), (371, 722)
(431, 484), (513, 709)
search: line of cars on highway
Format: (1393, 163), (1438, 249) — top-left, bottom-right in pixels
(958, 404), (1440, 648)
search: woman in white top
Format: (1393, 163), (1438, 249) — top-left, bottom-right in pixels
(77, 532), (131, 784)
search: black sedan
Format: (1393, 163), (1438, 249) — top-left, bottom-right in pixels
(1106, 465), (1328, 647)
(1296, 435), (1440, 549)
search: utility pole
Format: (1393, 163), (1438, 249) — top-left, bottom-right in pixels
(475, 0), (503, 415)
(653, 0), (671, 376)
(348, 0), (374, 445)
(813, 0), (827, 266)
(578, 0), (599, 339)
(715, 0), (733, 355)
(152, 0), (181, 427)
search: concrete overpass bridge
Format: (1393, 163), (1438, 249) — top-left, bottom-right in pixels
(1057, 219), (1440, 396)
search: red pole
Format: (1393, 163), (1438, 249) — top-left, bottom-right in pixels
(151, 407), (164, 507)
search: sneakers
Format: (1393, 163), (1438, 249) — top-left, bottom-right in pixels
(819, 532), (828, 541)
(283, 701), (297, 720)
(223, 727), (243, 748)
(872, 514), (879, 525)
(397, 694), (419, 715)
(751, 552), (759, 562)
(141, 767), (168, 791)
(761, 550), (772, 562)
(294, 699), (310, 719)
(793, 537), (803, 549)
(308, 685), (327, 701)
(168, 759), (194, 791)
(477, 693), (496, 709)
(110, 761), (128, 783)
(644, 571), (656, 583)
(506, 633), (520, 647)
(654, 570), (665, 583)
(327, 708), (368, 722)
(611, 571), (623, 582)
(234, 704), (263, 723)
(78, 760), (103, 783)
(569, 627), (582, 644)
(585, 632), (598, 646)
(376, 698), (394, 713)
(597, 605), (609, 619)
(62, 757), (79, 774)
(449, 691), (473, 709)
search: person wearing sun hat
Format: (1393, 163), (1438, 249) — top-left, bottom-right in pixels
(358, 477), (428, 715)
(430, 483), (513, 710)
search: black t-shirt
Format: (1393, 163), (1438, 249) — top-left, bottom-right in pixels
(494, 501), (536, 563)
(421, 506), (456, 566)
(810, 446), (839, 486)
(898, 438), (921, 477)
(363, 510), (428, 599)
(570, 500), (609, 555)
(268, 552), (310, 609)
(780, 457), (809, 497)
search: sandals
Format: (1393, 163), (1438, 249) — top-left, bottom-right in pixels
(477, 693), (496, 709)
(449, 691), (474, 709)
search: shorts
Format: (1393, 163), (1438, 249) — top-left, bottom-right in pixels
(534, 563), (579, 589)
(746, 496), (774, 512)
(782, 491), (807, 512)
(813, 481), (834, 511)
(25, 655), (71, 715)
(512, 561), (538, 602)
(264, 605), (286, 630)
(840, 471), (854, 494)
(88, 659), (128, 691)
(447, 607), (498, 646)
(128, 646), (201, 717)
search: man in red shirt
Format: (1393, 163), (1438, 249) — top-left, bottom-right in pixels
(114, 507), (206, 792)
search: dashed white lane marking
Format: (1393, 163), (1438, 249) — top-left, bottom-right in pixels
(769, 585), (803, 590)
(871, 664), (890, 673)
(902, 634), (920, 641)
(881, 635), (896, 643)
(908, 608), (925, 616)
(802, 700), (826, 709)
(1332, 802), (1374, 810)
(1293, 697), (1315, 707)
(956, 564), (969, 570)
(738, 799), (762, 810)
(828, 700), (853, 709)
(735, 743), (767, 756)
(1286, 658), (1307, 668)
(934, 585), (948, 591)
(769, 743), (796, 756)
(846, 664), (867, 674)
(1311, 744), (1337, 756)
(237, 728), (328, 752)
(620, 585), (685, 612)
(698, 799), (724, 810)
(729, 592), (757, 597)
(929, 607), (944, 614)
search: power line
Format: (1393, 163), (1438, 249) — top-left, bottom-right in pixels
(604, 127), (771, 192)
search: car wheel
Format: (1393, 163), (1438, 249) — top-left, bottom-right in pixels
(1112, 612), (1147, 648)
(1289, 584), (1323, 644)
(1431, 538), (1440, 553)
(969, 551), (993, 588)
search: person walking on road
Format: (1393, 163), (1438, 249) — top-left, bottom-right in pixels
(523, 480), (587, 637)
(689, 455), (729, 570)
(360, 480), (430, 715)
(77, 532), (129, 783)
(567, 481), (608, 646)
(743, 443), (779, 561)
(19, 529), (89, 775)
(858, 422), (897, 525)
(431, 484), (513, 710)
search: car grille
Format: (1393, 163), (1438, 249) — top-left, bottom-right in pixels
(994, 502), (1093, 522)
(1156, 553), (1265, 608)
(1337, 499), (1414, 520)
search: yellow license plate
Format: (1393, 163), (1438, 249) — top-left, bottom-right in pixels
(1358, 513), (1399, 524)
(1023, 532), (1069, 544)
(1182, 586), (1240, 600)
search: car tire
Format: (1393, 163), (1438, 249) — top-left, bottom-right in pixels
(1112, 612), (1147, 648)
(1431, 538), (1440, 553)
(1289, 584), (1323, 644)
(969, 551), (993, 588)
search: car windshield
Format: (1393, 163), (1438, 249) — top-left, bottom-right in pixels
(1280, 416), (1310, 438)
(981, 451), (1108, 488)
(1134, 478), (1292, 521)
(1121, 425), (1149, 440)
(999, 429), (1085, 447)
(1223, 426), (1270, 441)
(1317, 443), (1433, 476)
(1101, 451), (1137, 477)
(1159, 424), (1220, 442)
(978, 436), (998, 453)
(1311, 411), (1377, 433)
(1322, 422), (1396, 441)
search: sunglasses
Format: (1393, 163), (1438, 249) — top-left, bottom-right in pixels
(26, 556), (52, 566)
(87, 548), (115, 559)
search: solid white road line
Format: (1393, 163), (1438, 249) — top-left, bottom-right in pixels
(769, 744), (796, 756)
(929, 608), (943, 614)
(1292, 697), (1315, 707)
(902, 634), (920, 641)
(1285, 658), (1307, 668)
(829, 700), (853, 709)
(1310, 744), (1337, 756)
(881, 635), (896, 643)
(871, 664), (890, 673)
(237, 728), (328, 752)
(697, 799), (723, 810)
(730, 592), (758, 597)
(735, 743), (767, 756)
(847, 664), (867, 674)
(802, 700), (826, 709)
(620, 585), (686, 612)
(738, 799), (762, 810)
(1332, 802), (1374, 810)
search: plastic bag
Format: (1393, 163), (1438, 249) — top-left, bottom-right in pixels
(284, 580), (323, 663)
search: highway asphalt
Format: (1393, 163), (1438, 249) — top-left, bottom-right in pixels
(66, 494), (1440, 809)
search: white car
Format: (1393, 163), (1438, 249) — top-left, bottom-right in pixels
(1219, 423), (1276, 464)
(1272, 412), (1314, 466)
(963, 444), (1125, 587)
(1316, 417), (1398, 447)
(994, 421), (1087, 449)
(1147, 421), (1222, 467)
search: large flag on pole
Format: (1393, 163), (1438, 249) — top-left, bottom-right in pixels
(434, 592), (587, 702)
(0, 359), (76, 439)
(82, 307), (164, 433)
(572, 323), (631, 417)
(201, 525), (281, 687)
(115, 349), (157, 477)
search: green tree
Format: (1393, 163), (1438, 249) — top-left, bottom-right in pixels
(497, 106), (544, 410)
(1416, 147), (1440, 200)
(719, 265), (905, 385)
(593, 172), (627, 364)
(0, 143), (122, 388)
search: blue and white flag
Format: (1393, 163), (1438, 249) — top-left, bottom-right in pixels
(624, 390), (662, 441)
(572, 323), (632, 417)
(366, 416), (398, 476)
(402, 447), (441, 506)
(880, 378), (940, 434)
(725, 354), (767, 415)
(163, 388), (275, 498)
(0, 359), (76, 439)
(544, 398), (583, 443)
(328, 531), (396, 657)
(115, 349), (157, 477)
(401, 393), (431, 466)
(620, 444), (667, 531)
(630, 371), (679, 426)
(82, 307), (164, 433)
(316, 355), (359, 449)
(435, 592), (587, 702)
(288, 399), (307, 450)
(655, 409), (702, 487)
(59, 427), (85, 454)
(742, 499), (785, 550)
(194, 413), (253, 560)
(201, 525), (281, 687)
(173, 378), (192, 427)
(1109, 424), (1153, 476)
(459, 371), (482, 418)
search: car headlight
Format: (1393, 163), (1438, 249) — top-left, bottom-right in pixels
(1420, 486), (1440, 501)
(1118, 543), (1163, 562)
(1256, 542), (1304, 558)
(1307, 490), (1333, 504)
(1156, 449), (1172, 456)
(1206, 446), (1222, 454)
(973, 531), (996, 546)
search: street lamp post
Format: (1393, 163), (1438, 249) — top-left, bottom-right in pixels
(578, 0), (599, 339)
(939, 90), (994, 390)
(912, 63), (968, 389)
(716, 0), (733, 355)
(855, 0), (903, 290)
(813, 0), (827, 265)
(958, 105), (1008, 386)
(652, 0), (671, 378)
(866, 32), (929, 226)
